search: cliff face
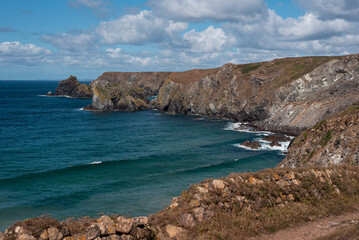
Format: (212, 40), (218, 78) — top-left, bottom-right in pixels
(155, 54), (359, 134)
(96, 72), (172, 97)
(52, 76), (92, 98)
(88, 72), (172, 110)
(279, 104), (359, 168)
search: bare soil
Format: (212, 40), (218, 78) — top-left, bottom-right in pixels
(251, 211), (359, 240)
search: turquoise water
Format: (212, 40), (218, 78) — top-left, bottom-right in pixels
(0, 81), (285, 230)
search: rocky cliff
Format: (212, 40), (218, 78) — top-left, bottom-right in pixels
(279, 103), (359, 168)
(48, 76), (92, 98)
(85, 72), (171, 111)
(155, 54), (359, 135)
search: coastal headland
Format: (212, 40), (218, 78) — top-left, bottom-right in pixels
(3, 53), (359, 240)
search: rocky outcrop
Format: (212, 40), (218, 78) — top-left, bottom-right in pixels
(155, 54), (359, 134)
(3, 166), (359, 240)
(279, 103), (359, 168)
(86, 72), (171, 111)
(50, 76), (92, 98)
(96, 72), (172, 97)
(84, 80), (151, 111)
(240, 140), (261, 149)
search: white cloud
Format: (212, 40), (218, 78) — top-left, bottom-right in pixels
(296, 0), (359, 21)
(183, 26), (236, 53)
(0, 41), (51, 65)
(96, 10), (168, 45)
(149, 0), (267, 22)
(42, 32), (97, 52)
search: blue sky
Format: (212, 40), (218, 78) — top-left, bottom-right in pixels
(0, 0), (358, 80)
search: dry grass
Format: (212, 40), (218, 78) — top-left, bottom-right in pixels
(315, 222), (359, 240)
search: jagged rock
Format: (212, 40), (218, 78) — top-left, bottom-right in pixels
(60, 226), (70, 237)
(179, 213), (195, 228)
(102, 235), (120, 240)
(97, 216), (116, 235)
(39, 230), (48, 240)
(240, 140), (261, 150)
(17, 234), (36, 240)
(0, 232), (4, 240)
(212, 179), (225, 189)
(165, 225), (184, 238)
(84, 225), (101, 240)
(47, 227), (63, 240)
(120, 235), (134, 240)
(280, 104), (359, 168)
(115, 217), (132, 234)
(54, 76), (92, 98)
(192, 207), (205, 222)
(15, 226), (30, 235)
(131, 216), (148, 226)
(156, 54), (359, 135)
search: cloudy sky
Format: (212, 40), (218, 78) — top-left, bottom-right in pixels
(1, 0), (359, 80)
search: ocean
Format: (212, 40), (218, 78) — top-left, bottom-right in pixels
(0, 80), (288, 230)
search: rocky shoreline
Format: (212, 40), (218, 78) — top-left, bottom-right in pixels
(26, 53), (359, 239)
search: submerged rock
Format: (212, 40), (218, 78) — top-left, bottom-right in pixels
(240, 140), (261, 150)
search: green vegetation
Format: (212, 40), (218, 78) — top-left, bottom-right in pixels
(239, 63), (262, 74)
(321, 130), (333, 146)
(308, 150), (315, 160)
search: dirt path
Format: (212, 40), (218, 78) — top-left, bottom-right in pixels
(250, 211), (359, 240)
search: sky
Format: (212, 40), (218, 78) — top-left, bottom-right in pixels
(0, 0), (359, 80)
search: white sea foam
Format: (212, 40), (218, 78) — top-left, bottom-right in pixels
(37, 95), (49, 97)
(89, 161), (102, 165)
(76, 107), (84, 111)
(224, 122), (272, 135)
(234, 140), (290, 153)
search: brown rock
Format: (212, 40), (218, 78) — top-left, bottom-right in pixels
(0, 232), (4, 240)
(17, 234), (36, 240)
(84, 225), (101, 240)
(47, 227), (63, 240)
(192, 207), (205, 222)
(97, 215), (116, 235)
(116, 217), (133, 234)
(212, 179), (225, 189)
(165, 224), (184, 238)
(39, 230), (49, 240)
(240, 140), (261, 150)
(179, 213), (195, 228)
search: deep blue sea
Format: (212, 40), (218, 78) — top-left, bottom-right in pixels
(0, 80), (286, 230)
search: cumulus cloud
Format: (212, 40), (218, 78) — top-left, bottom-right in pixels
(296, 0), (359, 21)
(42, 31), (98, 52)
(149, 0), (267, 22)
(68, 0), (111, 19)
(0, 41), (51, 65)
(183, 26), (236, 53)
(96, 10), (187, 45)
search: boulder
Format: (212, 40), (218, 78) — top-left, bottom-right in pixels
(179, 213), (195, 228)
(165, 225), (184, 238)
(84, 225), (101, 240)
(47, 227), (63, 240)
(116, 217), (133, 234)
(212, 179), (225, 189)
(97, 215), (116, 235)
(17, 234), (36, 240)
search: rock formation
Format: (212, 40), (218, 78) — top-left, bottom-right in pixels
(155, 54), (359, 135)
(83, 72), (171, 111)
(279, 103), (359, 168)
(50, 76), (92, 98)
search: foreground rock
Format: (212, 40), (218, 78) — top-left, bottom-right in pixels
(279, 103), (359, 168)
(155, 54), (359, 135)
(48, 76), (92, 98)
(4, 166), (359, 240)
